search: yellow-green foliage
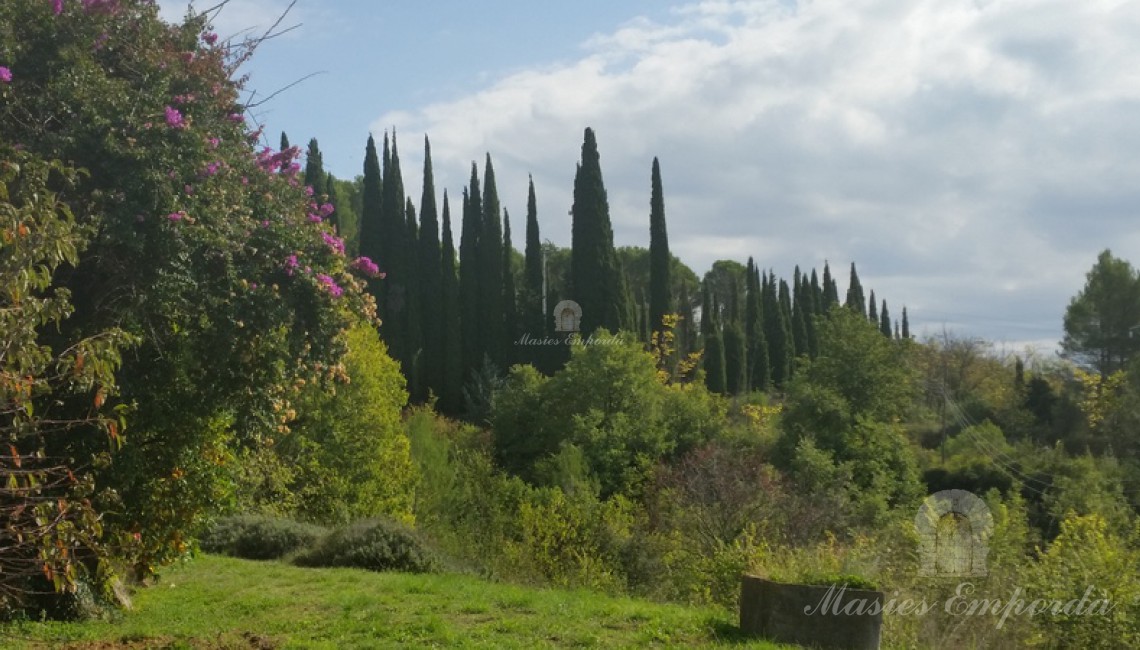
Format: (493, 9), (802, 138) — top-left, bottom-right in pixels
(1027, 513), (1140, 648)
(285, 324), (415, 525)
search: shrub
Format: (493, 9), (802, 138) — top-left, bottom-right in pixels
(199, 516), (327, 561)
(293, 518), (440, 574)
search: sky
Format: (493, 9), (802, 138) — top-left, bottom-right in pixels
(157, 0), (1140, 357)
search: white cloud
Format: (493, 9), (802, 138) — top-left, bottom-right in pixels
(373, 0), (1140, 346)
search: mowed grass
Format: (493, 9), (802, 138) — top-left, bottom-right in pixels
(0, 555), (793, 649)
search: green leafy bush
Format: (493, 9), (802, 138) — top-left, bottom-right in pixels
(293, 518), (440, 574)
(200, 516), (327, 560)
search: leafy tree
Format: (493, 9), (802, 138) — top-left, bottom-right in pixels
(570, 128), (628, 334)
(0, 154), (135, 612)
(0, 0), (380, 577)
(1062, 249), (1140, 377)
(648, 157), (672, 338)
(283, 325), (415, 525)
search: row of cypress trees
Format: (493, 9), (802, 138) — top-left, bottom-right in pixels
(700, 258), (912, 395)
(297, 126), (912, 408)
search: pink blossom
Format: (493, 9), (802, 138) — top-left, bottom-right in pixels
(319, 203), (335, 217)
(0, 67), (11, 84)
(184, 184), (193, 195)
(316, 274), (343, 297)
(51, 0), (63, 15)
(167, 211), (184, 222)
(164, 106), (185, 129)
(203, 32), (218, 45)
(208, 137), (220, 149)
(304, 186), (314, 196)
(351, 256), (382, 278)
(321, 232), (345, 255)
(228, 112), (244, 123)
(284, 254), (299, 276)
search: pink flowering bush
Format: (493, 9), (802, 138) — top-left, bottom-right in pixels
(0, 0), (385, 591)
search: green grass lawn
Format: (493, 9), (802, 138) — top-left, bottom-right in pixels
(0, 555), (792, 649)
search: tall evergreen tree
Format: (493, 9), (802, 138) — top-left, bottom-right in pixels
(303, 138), (326, 198)
(791, 266), (808, 358)
(440, 193), (463, 413)
(822, 261), (840, 310)
(418, 136), (443, 401)
(280, 131), (290, 152)
(778, 278), (795, 379)
(648, 157), (672, 337)
(570, 127), (628, 334)
(380, 132), (408, 368)
(810, 268), (823, 315)
(359, 134), (384, 307)
(502, 210), (518, 366)
(845, 262), (865, 317)
(745, 258), (769, 391)
(459, 166), (483, 380)
(868, 289), (878, 324)
(324, 172), (339, 233)
(880, 300), (892, 338)
(522, 178), (546, 369)
(764, 272), (791, 387)
(404, 198), (424, 400)
(723, 279), (747, 395)
(800, 272), (819, 359)
(902, 307), (911, 340)
(702, 284), (726, 394)
(480, 155), (505, 367)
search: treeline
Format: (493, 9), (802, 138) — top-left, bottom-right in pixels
(297, 127), (913, 411)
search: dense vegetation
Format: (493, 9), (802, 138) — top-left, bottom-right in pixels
(4, 2), (1140, 648)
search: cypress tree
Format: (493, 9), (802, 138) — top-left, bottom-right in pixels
(778, 278), (795, 379)
(440, 193), (463, 414)
(764, 272), (791, 387)
(380, 132), (408, 368)
(648, 157), (672, 337)
(570, 127), (628, 334)
(480, 155), (505, 367)
(745, 259), (769, 391)
(880, 300), (892, 338)
(822, 261), (840, 310)
(459, 166), (483, 380)
(702, 284), (726, 394)
(502, 210), (518, 366)
(868, 289), (878, 324)
(723, 279), (747, 395)
(800, 272), (819, 359)
(845, 262), (865, 317)
(902, 307), (911, 340)
(404, 198), (424, 400)
(791, 266), (808, 358)
(418, 136), (443, 402)
(895, 321), (901, 340)
(280, 131), (290, 151)
(359, 135), (384, 304)
(324, 172), (339, 233)
(810, 268), (823, 315)
(521, 177), (546, 369)
(303, 138), (326, 198)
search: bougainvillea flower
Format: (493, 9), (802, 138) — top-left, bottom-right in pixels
(51, 0), (63, 15)
(316, 273), (343, 297)
(351, 256), (382, 278)
(164, 106), (185, 128)
(0, 67), (11, 83)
